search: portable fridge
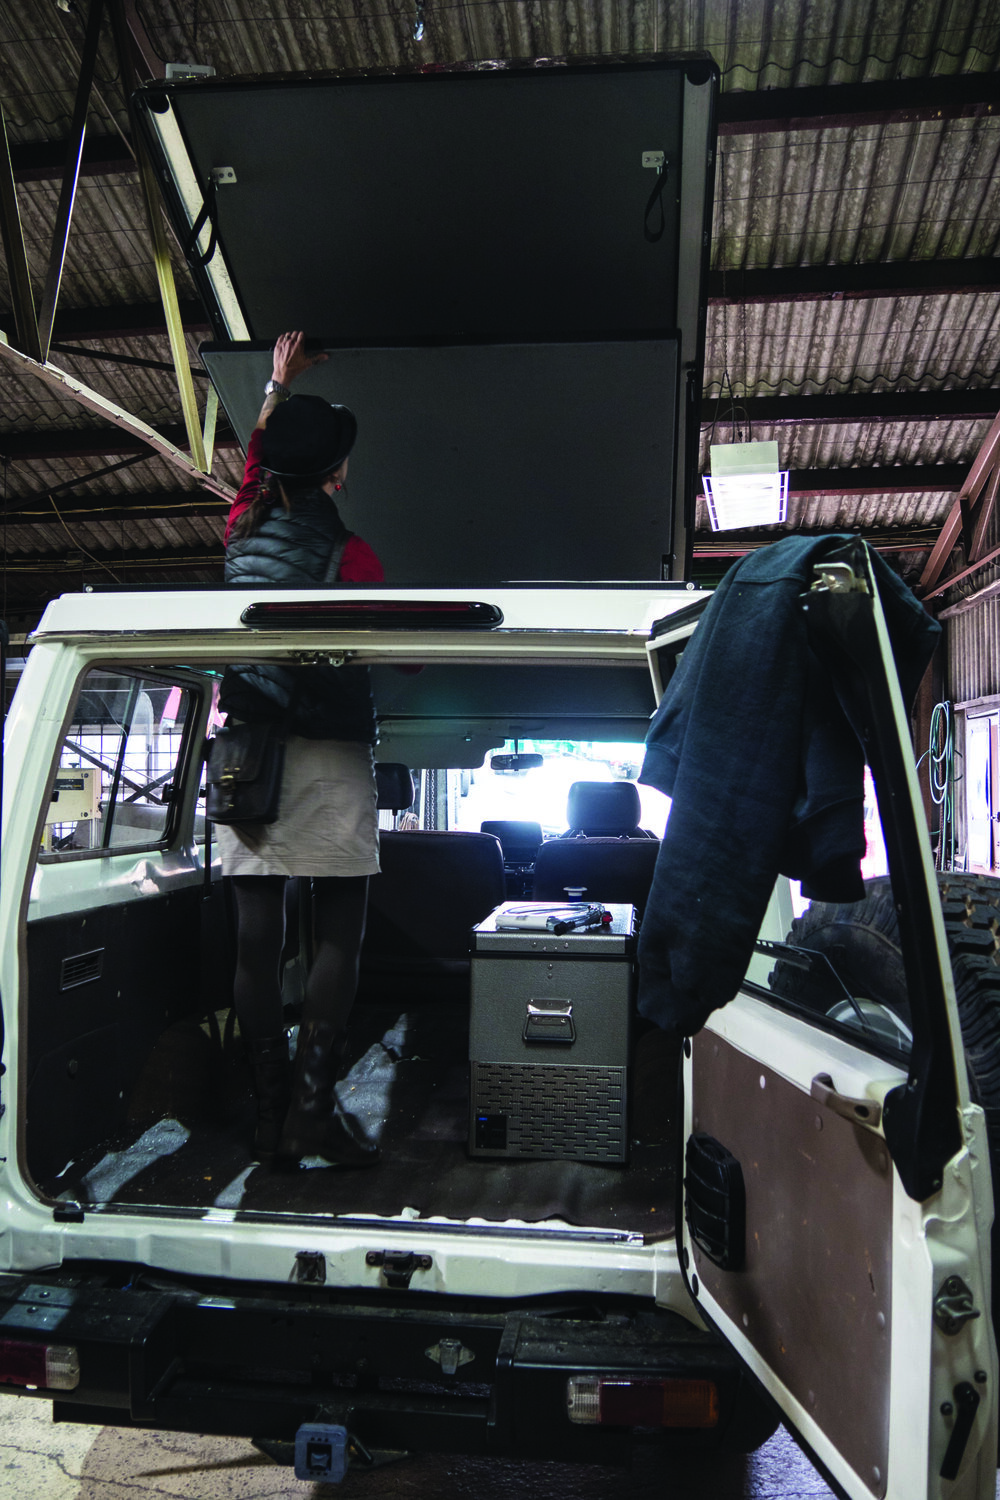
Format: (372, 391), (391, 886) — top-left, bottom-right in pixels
(468, 902), (637, 1163)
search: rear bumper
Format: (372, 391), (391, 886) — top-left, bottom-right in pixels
(0, 1269), (775, 1463)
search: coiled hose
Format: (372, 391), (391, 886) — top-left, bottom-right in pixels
(925, 700), (955, 870)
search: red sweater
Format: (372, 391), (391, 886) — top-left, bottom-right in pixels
(224, 428), (384, 583)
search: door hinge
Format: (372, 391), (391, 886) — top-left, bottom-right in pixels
(366, 1250), (431, 1289)
(933, 1275), (982, 1335)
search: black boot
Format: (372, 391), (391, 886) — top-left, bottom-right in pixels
(248, 1033), (292, 1163)
(279, 1020), (379, 1167)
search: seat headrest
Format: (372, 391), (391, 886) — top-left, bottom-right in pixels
(375, 762), (415, 812)
(566, 780), (641, 835)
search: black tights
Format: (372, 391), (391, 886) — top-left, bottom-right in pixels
(231, 874), (369, 1044)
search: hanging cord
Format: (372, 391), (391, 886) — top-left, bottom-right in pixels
(643, 158), (667, 243)
(920, 701), (955, 871)
(49, 494), (122, 583)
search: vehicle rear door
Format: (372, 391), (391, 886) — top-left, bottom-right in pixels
(657, 543), (999, 1499)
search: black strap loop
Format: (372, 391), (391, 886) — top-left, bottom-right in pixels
(644, 165), (667, 244)
(185, 175), (219, 268)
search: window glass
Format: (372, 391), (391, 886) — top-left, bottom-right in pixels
(44, 669), (197, 855)
(749, 769), (910, 1060)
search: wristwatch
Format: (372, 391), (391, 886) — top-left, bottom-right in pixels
(264, 379), (291, 399)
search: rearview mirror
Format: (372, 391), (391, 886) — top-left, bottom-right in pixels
(490, 753), (544, 772)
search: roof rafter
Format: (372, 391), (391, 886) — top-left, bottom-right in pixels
(0, 490), (228, 524)
(718, 73), (1000, 133)
(0, 340), (236, 500)
(708, 258), (1000, 304)
(701, 391), (1000, 425)
(0, 426), (238, 462)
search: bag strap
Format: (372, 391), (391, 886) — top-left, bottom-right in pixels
(322, 531), (353, 586)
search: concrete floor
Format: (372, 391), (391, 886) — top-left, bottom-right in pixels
(0, 1394), (842, 1498)
(2, 1397), (999, 1498)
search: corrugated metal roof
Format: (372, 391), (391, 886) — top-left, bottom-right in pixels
(706, 293), (1000, 399)
(715, 117), (1000, 267)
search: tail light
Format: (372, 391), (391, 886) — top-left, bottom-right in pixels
(0, 1339), (80, 1391)
(239, 600), (503, 629)
(566, 1375), (719, 1428)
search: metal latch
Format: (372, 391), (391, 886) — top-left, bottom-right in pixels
(366, 1250), (432, 1289)
(425, 1339), (475, 1376)
(810, 1073), (882, 1129)
(934, 1275), (982, 1335)
(293, 1251), (327, 1284)
(294, 650), (350, 667)
(808, 560), (870, 595)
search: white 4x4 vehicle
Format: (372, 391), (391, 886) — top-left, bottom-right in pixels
(0, 550), (997, 1498)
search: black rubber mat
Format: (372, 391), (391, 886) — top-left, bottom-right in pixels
(41, 1004), (678, 1238)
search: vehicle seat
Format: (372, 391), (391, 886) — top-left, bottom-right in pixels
(359, 830), (506, 1003)
(480, 819), (542, 898)
(532, 835), (660, 918)
(375, 761), (416, 821)
(560, 780), (655, 838)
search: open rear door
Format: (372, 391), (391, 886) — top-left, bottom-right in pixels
(669, 542), (999, 1498)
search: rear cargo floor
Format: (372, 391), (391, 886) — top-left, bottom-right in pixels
(41, 1003), (677, 1238)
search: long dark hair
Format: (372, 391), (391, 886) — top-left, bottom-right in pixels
(230, 469), (339, 540)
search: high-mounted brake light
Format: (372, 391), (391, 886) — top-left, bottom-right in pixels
(566, 1375), (719, 1428)
(240, 600), (503, 629)
(0, 1339), (80, 1391)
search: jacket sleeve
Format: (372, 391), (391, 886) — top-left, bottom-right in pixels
(340, 535), (384, 583)
(224, 429), (266, 544)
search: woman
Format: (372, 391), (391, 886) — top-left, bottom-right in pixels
(217, 330), (382, 1168)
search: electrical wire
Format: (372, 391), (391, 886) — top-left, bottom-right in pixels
(48, 493), (122, 584)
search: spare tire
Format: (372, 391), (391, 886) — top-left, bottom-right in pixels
(772, 873), (1000, 1331)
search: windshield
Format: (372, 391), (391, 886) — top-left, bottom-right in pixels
(448, 739), (670, 839)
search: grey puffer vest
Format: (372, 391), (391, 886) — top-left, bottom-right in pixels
(220, 489), (377, 743)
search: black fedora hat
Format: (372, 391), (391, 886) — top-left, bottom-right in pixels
(261, 394), (357, 481)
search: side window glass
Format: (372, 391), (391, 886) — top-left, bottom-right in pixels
(44, 669), (196, 855)
(749, 769), (911, 1061)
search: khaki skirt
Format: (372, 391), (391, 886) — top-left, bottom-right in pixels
(215, 735), (380, 879)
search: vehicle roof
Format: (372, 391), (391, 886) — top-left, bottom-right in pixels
(31, 584), (710, 644)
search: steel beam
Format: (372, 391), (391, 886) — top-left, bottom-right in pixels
(10, 133), (132, 183)
(122, 0), (167, 80)
(718, 74), (1000, 134)
(108, 0), (207, 472)
(37, 0), (107, 360)
(49, 343), (210, 377)
(923, 539), (1000, 602)
(708, 258), (1000, 304)
(784, 466), (964, 495)
(0, 338), (236, 500)
(918, 411), (1000, 594)
(0, 104), (41, 361)
(0, 426), (237, 462)
(971, 464), (1000, 563)
(701, 390), (1000, 425)
(0, 301), (209, 343)
(0, 545), (222, 574)
(692, 525), (938, 554)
